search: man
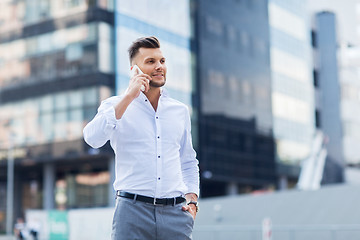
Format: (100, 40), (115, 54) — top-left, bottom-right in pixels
(83, 36), (199, 240)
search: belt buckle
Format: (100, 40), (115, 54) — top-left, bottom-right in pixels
(153, 198), (157, 205)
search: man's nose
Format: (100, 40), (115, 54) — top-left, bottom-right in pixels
(155, 61), (163, 70)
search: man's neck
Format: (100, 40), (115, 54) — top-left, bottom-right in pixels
(144, 87), (161, 111)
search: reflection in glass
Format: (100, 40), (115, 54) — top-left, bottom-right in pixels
(69, 90), (83, 108)
(39, 95), (53, 113)
(40, 113), (53, 142)
(83, 87), (97, 105)
(55, 93), (68, 111)
(56, 171), (110, 209)
(0, 87), (100, 148)
(0, 23), (113, 88)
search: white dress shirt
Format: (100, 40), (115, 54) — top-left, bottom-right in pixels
(83, 89), (199, 198)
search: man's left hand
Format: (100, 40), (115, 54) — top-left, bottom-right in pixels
(182, 204), (197, 220)
(182, 193), (198, 220)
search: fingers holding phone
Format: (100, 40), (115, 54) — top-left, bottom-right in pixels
(132, 65), (150, 91)
(128, 65), (151, 97)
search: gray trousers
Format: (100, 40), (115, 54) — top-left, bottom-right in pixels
(111, 197), (194, 240)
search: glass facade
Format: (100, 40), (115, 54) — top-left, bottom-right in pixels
(196, 0), (275, 197)
(0, 1), (116, 230)
(338, 5), (360, 165)
(312, 12), (344, 184)
(0, 22), (114, 89)
(0, 0), (199, 230)
(269, 0), (315, 165)
(114, 0), (194, 109)
(0, 87), (103, 149)
(308, 0), (360, 184)
(341, 3), (360, 166)
(56, 171), (110, 209)
(342, 72), (360, 164)
(199, 0), (272, 133)
(0, 0), (113, 32)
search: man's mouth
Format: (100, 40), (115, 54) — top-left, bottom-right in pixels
(152, 73), (164, 78)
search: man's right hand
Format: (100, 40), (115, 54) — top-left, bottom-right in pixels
(127, 69), (151, 99)
(114, 71), (151, 120)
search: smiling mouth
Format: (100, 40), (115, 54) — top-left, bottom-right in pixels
(152, 73), (164, 78)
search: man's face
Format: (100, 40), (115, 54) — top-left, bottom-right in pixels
(133, 47), (167, 88)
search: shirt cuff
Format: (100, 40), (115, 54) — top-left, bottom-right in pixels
(103, 106), (122, 128)
(186, 186), (200, 198)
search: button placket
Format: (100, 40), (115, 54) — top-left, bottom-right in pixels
(154, 114), (162, 197)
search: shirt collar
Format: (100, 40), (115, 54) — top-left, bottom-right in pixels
(160, 87), (168, 97)
(136, 87), (168, 102)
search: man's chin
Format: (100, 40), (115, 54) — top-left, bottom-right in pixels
(150, 80), (166, 88)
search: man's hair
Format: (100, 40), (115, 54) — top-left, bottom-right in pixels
(128, 36), (160, 64)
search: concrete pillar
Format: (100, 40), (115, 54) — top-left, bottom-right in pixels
(108, 157), (116, 207)
(43, 163), (55, 210)
(13, 169), (21, 228)
(226, 182), (238, 195)
(278, 176), (288, 190)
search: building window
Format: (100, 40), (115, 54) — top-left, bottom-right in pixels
(313, 69), (319, 88)
(315, 110), (321, 128)
(22, 180), (42, 210)
(206, 16), (223, 36)
(311, 30), (317, 48)
(55, 171), (110, 209)
(0, 87), (100, 147)
(239, 31), (249, 53)
(246, 0), (253, 9)
(225, 25), (237, 48)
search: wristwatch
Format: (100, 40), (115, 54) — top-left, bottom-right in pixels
(187, 201), (199, 212)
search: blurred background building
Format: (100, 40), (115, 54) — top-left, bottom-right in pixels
(0, 0), (116, 232)
(195, 0), (276, 197)
(268, 0), (316, 189)
(0, 0), (356, 236)
(308, 0), (360, 184)
(311, 11), (344, 184)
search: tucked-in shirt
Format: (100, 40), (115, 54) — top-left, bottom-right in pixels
(83, 89), (199, 198)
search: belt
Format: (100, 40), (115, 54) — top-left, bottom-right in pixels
(116, 191), (186, 205)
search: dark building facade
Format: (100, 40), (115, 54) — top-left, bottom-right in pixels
(194, 0), (276, 197)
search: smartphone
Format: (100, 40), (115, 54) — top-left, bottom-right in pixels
(130, 65), (147, 92)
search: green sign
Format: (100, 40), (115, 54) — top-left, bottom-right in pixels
(48, 211), (68, 240)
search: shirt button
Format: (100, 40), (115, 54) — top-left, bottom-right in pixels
(145, 99), (148, 102)
(157, 136), (160, 139)
(158, 178), (160, 180)
(158, 156), (160, 158)
(156, 116), (159, 119)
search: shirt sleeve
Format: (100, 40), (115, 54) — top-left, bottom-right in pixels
(83, 97), (122, 149)
(180, 107), (200, 197)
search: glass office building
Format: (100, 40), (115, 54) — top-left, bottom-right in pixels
(312, 12), (344, 183)
(195, 0), (276, 197)
(308, 0), (360, 182)
(0, 0), (115, 232)
(0, 0), (196, 232)
(268, 0), (315, 187)
(114, 0), (195, 109)
(0, 0), (321, 232)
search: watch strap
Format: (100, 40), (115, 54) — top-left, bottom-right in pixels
(187, 201), (199, 212)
